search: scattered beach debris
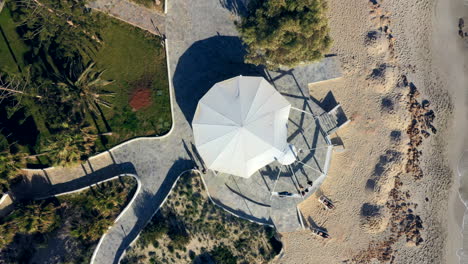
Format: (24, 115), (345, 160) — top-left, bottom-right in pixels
(344, 2), (427, 263)
(386, 175), (424, 246)
(459, 18), (465, 38)
(404, 78), (436, 180)
(350, 175), (424, 263)
(344, 240), (394, 263)
(368, 0), (395, 58)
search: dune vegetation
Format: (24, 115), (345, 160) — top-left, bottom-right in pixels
(122, 172), (282, 264)
(0, 176), (137, 263)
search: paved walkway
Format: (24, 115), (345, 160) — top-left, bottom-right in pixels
(88, 0), (166, 35)
(9, 0), (343, 262)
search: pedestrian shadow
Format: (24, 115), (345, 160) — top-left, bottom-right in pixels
(172, 35), (265, 126)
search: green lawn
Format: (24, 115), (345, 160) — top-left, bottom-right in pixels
(92, 16), (171, 150)
(0, 6), (29, 75)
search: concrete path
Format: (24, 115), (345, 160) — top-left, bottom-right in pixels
(88, 0), (166, 35)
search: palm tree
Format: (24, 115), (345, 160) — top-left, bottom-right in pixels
(0, 224), (16, 248)
(57, 62), (114, 118)
(42, 128), (96, 167)
(8, 202), (59, 234)
(0, 151), (25, 189)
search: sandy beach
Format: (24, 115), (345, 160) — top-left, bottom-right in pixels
(278, 0), (468, 263)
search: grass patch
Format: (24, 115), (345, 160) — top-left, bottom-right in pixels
(0, 176), (137, 263)
(122, 172), (281, 264)
(91, 16), (171, 149)
(0, 6), (29, 75)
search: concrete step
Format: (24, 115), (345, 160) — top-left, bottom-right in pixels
(317, 113), (338, 134)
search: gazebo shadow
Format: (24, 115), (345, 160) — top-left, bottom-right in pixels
(172, 35), (264, 126)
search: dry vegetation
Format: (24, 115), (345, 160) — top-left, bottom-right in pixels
(122, 172), (281, 264)
(0, 176), (137, 263)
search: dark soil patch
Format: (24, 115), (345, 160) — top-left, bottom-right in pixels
(129, 88), (152, 111)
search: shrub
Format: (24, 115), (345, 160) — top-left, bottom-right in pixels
(152, 240), (159, 248)
(189, 250), (196, 260)
(0, 201), (60, 248)
(138, 217), (169, 247)
(237, 0), (332, 69)
(167, 245), (174, 253)
(210, 245), (237, 264)
(169, 231), (190, 249)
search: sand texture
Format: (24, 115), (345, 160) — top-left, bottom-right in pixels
(277, 0), (466, 263)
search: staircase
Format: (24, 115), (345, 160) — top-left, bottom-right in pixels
(317, 104), (349, 135)
(317, 112), (338, 134)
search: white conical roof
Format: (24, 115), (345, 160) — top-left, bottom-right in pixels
(193, 76), (291, 178)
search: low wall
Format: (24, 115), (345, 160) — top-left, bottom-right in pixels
(0, 193), (14, 218)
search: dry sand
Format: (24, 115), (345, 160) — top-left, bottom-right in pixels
(277, 0), (467, 263)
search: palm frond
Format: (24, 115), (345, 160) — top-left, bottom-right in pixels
(96, 98), (112, 108)
(76, 61), (96, 85)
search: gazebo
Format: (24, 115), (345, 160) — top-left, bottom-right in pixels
(190, 57), (347, 232)
(192, 76), (297, 178)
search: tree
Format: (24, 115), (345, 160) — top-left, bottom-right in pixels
(237, 0), (332, 69)
(0, 201), (60, 248)
(210, 245), (237, 264)
(0, 151), (25, 191)
(10, 0), (102, 61)
(40, 126), (97, 166)
(57, 62), (114, 118)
